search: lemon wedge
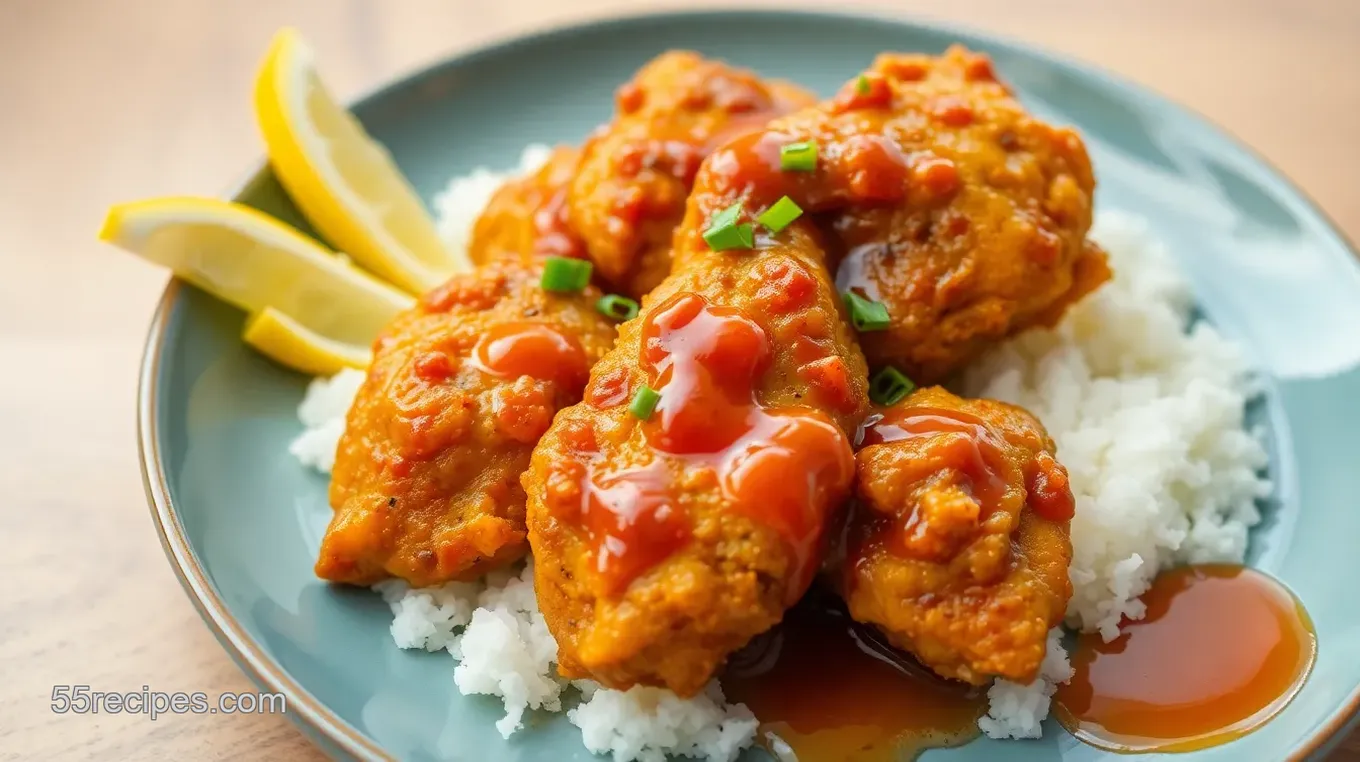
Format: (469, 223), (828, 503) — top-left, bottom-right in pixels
(100, 197), (414, 353)
(243, 307), (372, 375)
(255, 28), (466, 294)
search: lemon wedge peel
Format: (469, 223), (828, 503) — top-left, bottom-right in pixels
(243, 307), (372, 376)
(254, 28), (468, 294)
(99, 197), (414, 351)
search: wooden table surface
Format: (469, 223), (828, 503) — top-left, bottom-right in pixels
(2, 0), (1356, 759)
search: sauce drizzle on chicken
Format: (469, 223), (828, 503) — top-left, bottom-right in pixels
(577, 292), (854, 599)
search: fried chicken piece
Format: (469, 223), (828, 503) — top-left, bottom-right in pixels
(844, 386), (1074, 685)
(524, 172), (869, 696)
(318, 256), (616, 587)
(566, 51), (815, 297)
(468, 145), (582, 264)
(838, 47), (1108, 383)
(320, 52), (806, 588)
(723, 45), (1106, 384)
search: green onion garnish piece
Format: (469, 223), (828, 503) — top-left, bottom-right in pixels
(708, 201), (742, 229)
(629, 385), (661, 420)
(779, 141), (818, 172)
(703, 202), (754, 251)
(596, 294), (640, 321)
(843, 291), (891, 332)
(757, 196), (803, 234)
(541, 255), (592, 292)
(869, 366), (916, 407)
(856, 75), (871, 95)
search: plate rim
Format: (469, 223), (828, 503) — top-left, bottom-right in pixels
(135, 7), (1360, 761)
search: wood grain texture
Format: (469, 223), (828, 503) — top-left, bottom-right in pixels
(0, 0), (1355, 759)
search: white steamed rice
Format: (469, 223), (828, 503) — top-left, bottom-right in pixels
(374, 562), (757, 761)
(288, 146), (1267, 755)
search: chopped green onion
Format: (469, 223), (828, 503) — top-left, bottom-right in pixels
(629, 385), (661, 420)
(869, 366), (915, 407)
(711, 224), (754, 251)
(757, 196), (803, 234)
(856, 74), (871, 94)
(707, 201), (742, 229)
(596, 294), (640, 322)
(541, 255), (592, 292)
(703, 202), (754, 251)
(779, 141), (818, 172)
(842, 291), (890, 332)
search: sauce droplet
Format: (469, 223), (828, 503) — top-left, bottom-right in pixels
(472, 322), (589, 389)
(723, 591), (985, 761)
(1055, 564), (1315, 753)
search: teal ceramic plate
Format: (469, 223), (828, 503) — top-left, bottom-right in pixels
(139, 9), (1360, 762)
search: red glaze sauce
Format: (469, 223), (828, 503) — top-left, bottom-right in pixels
(532, 187), (586, 259)
(751, 257), (818, 314)
(641, 292), (772, 454)
(883, 59), (929, 82)
(832, 73), (894, 112)
(472, 322), (589, 389)
(412, 351), (454, 382)
(861, 403), (1076, 527)
(1027, 450), (1075, 521)
(421, 272), (504, 314)
(797, 356), (858, 415)
(703, 130), (911, 216)
(931, 95), (975, 127)
(1056, 564), (1316, 753)
(584, 366), (631, 409)
(963, 55), (996, 83)
(615, 139), (708, 184)
(579, 293), (854, 599)
(580, 460), (690, 597)
(912, 154), (961, 198)
(615, 81), (645, 113)
(860, 406), (1012, 529)
(723, 591), (985, 761)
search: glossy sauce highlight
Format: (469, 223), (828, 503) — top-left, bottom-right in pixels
(472, 322), (589, 388)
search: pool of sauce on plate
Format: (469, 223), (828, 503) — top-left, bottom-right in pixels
(723, 591), (986, 762)
(1055, 564), (1316, 753)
